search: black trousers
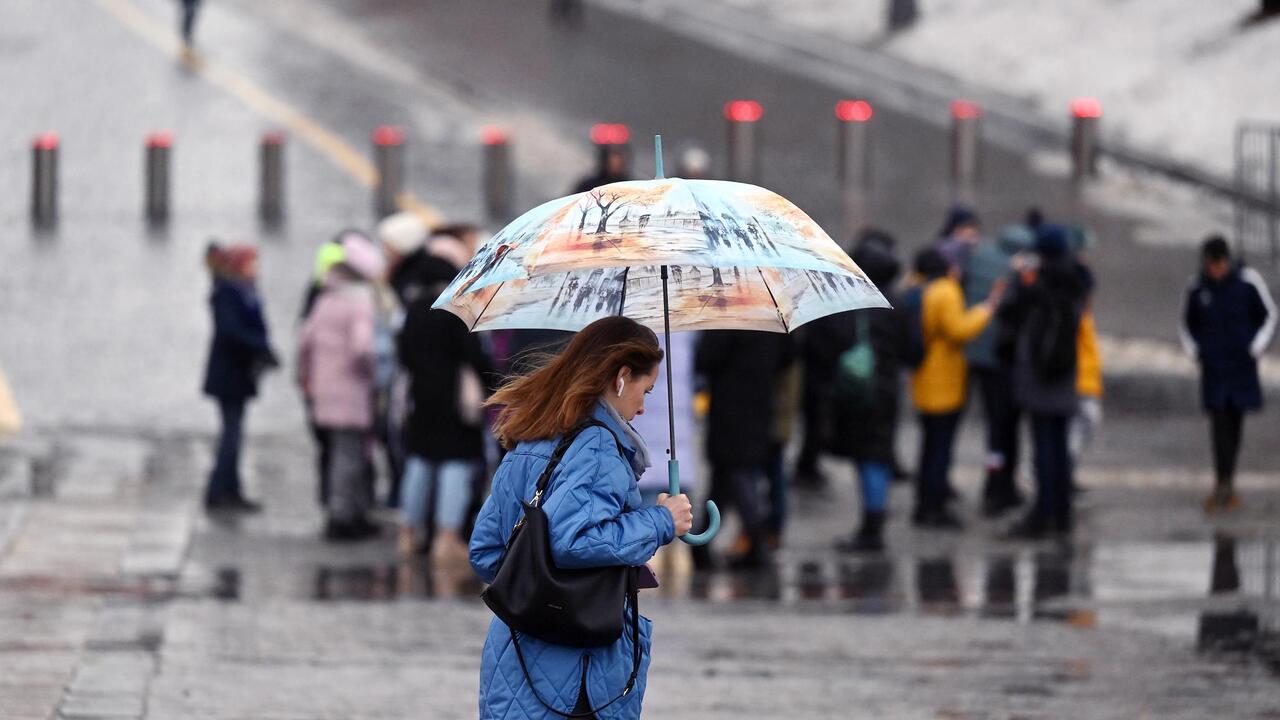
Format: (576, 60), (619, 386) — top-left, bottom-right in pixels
(795, 384), (829, 476)
(914, 412), (961, 517)
(180, 0), (201, 43)
(974, 367), (1021, 501)
(1210, 407), (1245, 489)
(709, 463), (770, 554)
(1030, 413), (1073, 528)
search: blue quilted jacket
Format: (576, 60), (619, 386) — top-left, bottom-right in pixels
(470, 401), (676, 719)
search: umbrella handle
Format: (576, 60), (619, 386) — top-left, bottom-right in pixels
(667, 459), (720, 546)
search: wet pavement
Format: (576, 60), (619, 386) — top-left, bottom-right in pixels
(2, 429), (1278, 718)
(2, 0), (1280, 717)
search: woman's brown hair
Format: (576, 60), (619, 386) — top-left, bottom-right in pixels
(488, 316), (663, 449)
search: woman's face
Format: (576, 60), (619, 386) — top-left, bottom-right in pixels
(610, 365), (659, 422)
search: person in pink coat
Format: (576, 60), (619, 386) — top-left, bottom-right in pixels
(298, 234), (387, 541)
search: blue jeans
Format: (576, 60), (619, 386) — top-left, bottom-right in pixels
(207, 398), (245, 502)
(856, 461), (891, 513)
(400, 456), (480, 532)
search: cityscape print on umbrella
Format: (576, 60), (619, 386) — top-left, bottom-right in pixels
(436, 178), (866, 303)
(438, 262), (887, 334)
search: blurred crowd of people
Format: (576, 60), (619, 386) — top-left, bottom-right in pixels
(689, 205), (1107, 566)
(197, 142), (1274, 577)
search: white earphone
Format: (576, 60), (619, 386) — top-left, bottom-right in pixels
(616, 378), (626, 397)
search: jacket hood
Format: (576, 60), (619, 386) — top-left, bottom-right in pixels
(851, 242), (901, 290)
(997, 224), (1036, 254)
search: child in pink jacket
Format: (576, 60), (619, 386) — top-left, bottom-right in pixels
(298, 235), (386, 540)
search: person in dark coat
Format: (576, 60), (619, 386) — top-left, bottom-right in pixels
(571, 145), (631, 194)
(397, 245), (496, 563)
(1181, 236), (1276, 511)
(178, 0), (202, 49)
(964, 224), (1036, 516)
(202, 243), (278, 512)
(696, 330), (793, 568)
(998, 225), (1084, 537)
(794, 320), (839, 490)
(824, 239), (910, 551)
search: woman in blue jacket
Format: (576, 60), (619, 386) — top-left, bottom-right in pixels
(470, 316), (694, 719)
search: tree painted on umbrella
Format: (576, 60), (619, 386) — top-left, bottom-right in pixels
(590, 189), (632, 235)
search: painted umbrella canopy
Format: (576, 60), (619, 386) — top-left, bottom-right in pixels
(431, 178), (889, 332)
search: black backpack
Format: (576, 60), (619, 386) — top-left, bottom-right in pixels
(1030, 296), (1079, 382)
(898, 285), (927, 369)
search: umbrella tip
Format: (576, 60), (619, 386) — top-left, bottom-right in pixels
(654, 134), (664, 180)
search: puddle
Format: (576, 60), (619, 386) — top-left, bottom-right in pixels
(193, 533), (1280, 672)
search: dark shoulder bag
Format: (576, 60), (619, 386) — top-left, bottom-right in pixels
(482, 419), (642, 718)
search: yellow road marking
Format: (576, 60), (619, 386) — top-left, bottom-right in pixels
(93, 0), (443, 227)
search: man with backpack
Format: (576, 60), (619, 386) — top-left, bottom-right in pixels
(964, 225), (1036, 516)
(998, 225), (1085, 538)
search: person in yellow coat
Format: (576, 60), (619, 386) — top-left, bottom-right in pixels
(1068, 226), (1103, 467)
(1072, 309), (1103, 463)
(910, 248), (1004, 528)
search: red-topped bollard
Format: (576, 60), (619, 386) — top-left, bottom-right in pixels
(835, 99), (874, 188)
(145, 131), (174, 223)
(481, 126), (514, 224)
(836, 100), (874, 235)
(1070, 97), (1102, 182)
(259, 131), (286, 223)
(590, 123), (631, 179)
(373, 125), (405, 218)
(31, 132), (59, 226)
(725, 100), (763, 183)
(950, 100), (982, 193)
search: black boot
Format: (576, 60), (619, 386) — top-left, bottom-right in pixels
(1005, 512), (1050, 540)
(836, 511), (885, 553)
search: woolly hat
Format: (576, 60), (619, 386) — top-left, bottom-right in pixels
(312, 242), (346, 283)
(376, 212), (428, 256)
(1034, 223), (1070, 259)
(940, 205), (979, 237)
(221, 244), (258, 278)
(426, 233), (473, 272)
(997, 224), (1035, 254)
(914, 247), (950, 280)
(340, 234), (387, 281)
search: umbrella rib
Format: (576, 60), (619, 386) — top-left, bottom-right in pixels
(756, 267), (789, 333)
(617, 267), (630, 316)
(471, 280), (506, 331)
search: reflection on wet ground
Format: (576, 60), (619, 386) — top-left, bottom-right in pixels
(192, 532), (1280, 673)
(196, 534), (1278, 610)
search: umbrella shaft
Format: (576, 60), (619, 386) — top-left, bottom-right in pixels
(660, 266), (677, 464)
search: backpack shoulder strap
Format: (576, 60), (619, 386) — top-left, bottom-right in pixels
(530, 419), (625, 506)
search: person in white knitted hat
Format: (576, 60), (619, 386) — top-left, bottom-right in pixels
(378, 212), (430, 306)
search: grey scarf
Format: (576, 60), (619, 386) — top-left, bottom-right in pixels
(599, 399), (652, 476)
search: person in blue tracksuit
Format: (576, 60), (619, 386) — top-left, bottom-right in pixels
(1180, 236), (1276, 511)
(470, 316), (694, 719)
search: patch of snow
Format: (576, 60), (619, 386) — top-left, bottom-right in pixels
(713, 0), (1280, 179)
